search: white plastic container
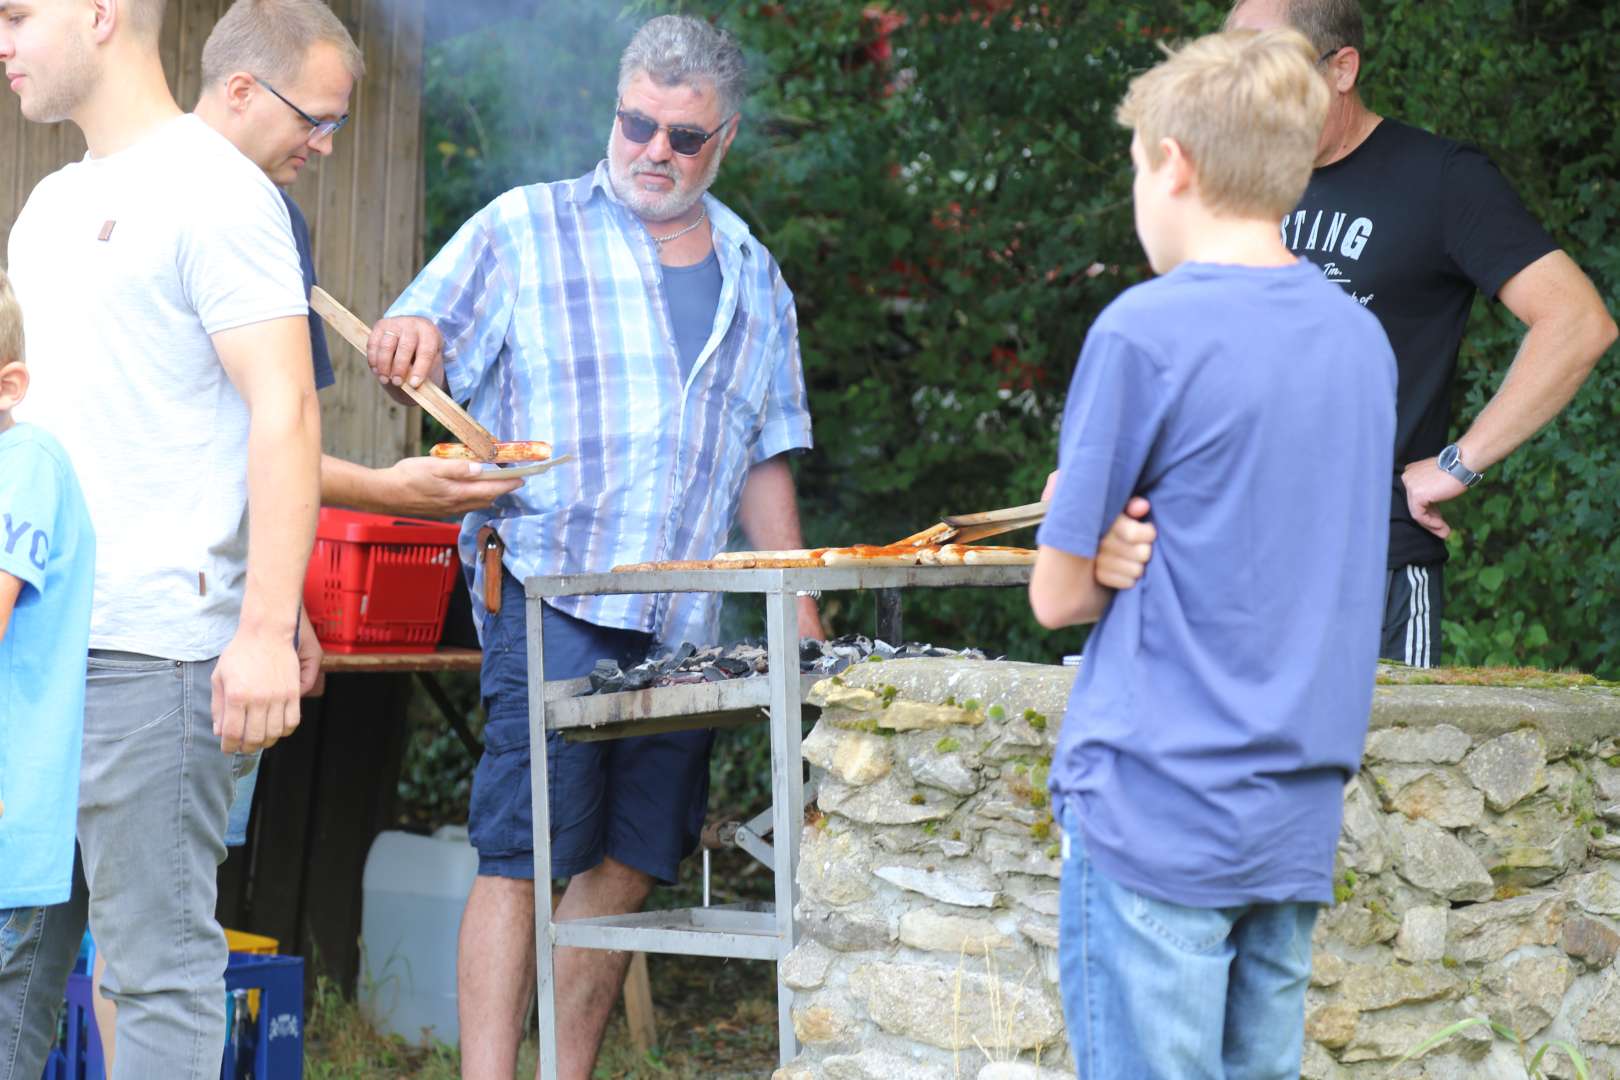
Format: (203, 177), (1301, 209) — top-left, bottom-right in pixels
(359, 825), (479, 1046)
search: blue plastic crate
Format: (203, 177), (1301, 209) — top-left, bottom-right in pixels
(42, 952), (304, 1080)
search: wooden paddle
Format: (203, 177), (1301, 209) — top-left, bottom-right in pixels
(311, 286), (500, 463)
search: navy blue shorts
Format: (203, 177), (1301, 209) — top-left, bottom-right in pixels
(469, 571), (716, 884)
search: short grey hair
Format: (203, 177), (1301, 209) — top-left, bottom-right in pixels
(1230, 0), (1365, 56)
(617, 15), (747, 118)
(128, 0), (168, 40)
(202, 0), (365, 88)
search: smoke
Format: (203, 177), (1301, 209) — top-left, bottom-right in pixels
(421, 1), (641, 248)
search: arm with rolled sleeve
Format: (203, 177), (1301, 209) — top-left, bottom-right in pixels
(750, 270), (814, 464)
(373, 201), (521, 402)
(737, 268), (820, 636)
(1030, 327), (1169, 629)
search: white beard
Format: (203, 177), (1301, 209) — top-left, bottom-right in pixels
(606, 132), (725, 224)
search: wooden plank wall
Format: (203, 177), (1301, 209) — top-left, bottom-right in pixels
(0, 0), (425, 467)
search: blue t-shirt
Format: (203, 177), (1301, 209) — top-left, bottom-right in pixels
(281, 191), (336, 391)
(0, 423), (96, 907)
(1041, 259), (1396, 907)
(662, 250), (723, 385)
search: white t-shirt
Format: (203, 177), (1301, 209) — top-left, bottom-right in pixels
(9, 114), (308, 660)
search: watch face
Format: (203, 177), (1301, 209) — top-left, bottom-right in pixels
(1438, 445), (1458, 470)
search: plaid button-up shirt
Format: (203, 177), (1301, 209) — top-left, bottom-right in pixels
(388, 162), (813, 646)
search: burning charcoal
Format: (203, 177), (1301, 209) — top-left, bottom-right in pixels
(663, 672), (707, 686)
(800, 639), (827, 664)
(701, 664), (730, 682)
(713, 656), (752, 678)
(588, 659), (625, 694)
(656, 642), (696, 673)
(620, 666), (657, 692)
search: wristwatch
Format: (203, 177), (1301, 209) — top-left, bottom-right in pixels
(1437, 443), (1483, 488)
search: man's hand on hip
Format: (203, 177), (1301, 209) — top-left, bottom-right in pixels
(367, 316), (445, 390)
(1402, 458), (1469, 540)
(213, 627), (302, 753)
(385, 456), (525, 517)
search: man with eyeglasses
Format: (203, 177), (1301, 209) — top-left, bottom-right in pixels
(0, 0), (320, 1075)
(196, 1), (526, 525)
(367, 14), (820, 1079)
(1227, 0), (1616, 667)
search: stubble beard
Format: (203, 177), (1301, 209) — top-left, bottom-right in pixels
(19, 32), (99, 125)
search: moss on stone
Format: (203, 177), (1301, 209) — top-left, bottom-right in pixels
(1376, 665), (1615, 690)
(935, 736), (961, 753)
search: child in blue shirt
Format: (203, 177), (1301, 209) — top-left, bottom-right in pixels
(1028, 30), (1396, 1079)
(0, 269), (96, 966)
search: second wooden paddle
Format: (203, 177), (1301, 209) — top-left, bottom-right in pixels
(893, 501), (1048, 546)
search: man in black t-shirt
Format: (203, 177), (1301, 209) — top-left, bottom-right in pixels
(1228, 0), (1616, 666)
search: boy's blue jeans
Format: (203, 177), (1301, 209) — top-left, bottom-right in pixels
(0, 908), (42, 972)
(1057, 801), (1318, 1080)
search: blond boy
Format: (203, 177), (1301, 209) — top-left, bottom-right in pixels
(1028, 31), (1395, 1077)
(0, 268), (95, 989)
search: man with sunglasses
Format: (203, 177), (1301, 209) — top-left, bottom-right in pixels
(367, 14), (819, 1079)
(1227, 0), (1616, 667)
(0, 0), (321, 1075)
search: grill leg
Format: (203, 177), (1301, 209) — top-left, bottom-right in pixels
(875, 588), (903, 644)
(766, 586), (804, 1067)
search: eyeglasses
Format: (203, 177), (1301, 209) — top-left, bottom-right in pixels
(257, 77), (349, 142)
(615, 106), (733, 157)
(1317, 46), (1344, 66)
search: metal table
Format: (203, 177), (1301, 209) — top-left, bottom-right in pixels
(525, 564), (1033, 1072)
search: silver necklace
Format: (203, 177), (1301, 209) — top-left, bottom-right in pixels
(650, 206), (707, 246)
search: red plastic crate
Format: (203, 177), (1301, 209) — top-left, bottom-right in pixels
(303, 508), (462, 654)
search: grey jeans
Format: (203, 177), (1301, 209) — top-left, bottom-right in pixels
(0, 652), (240, 1080)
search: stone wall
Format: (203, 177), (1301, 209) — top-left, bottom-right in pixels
(771, 659), (1620, 1080)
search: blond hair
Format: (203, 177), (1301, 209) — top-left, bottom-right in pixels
(1116, 28), (1330, 219)
(0, 269), (24, 365)
(202, 0), (365, 87)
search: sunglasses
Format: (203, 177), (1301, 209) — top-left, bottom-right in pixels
(615, 107), (733, 157)
(257, 77), (349, 142)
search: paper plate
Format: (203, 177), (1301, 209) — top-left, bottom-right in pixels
(482, 454), (574, 479)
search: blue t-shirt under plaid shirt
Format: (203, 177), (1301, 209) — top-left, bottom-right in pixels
(387, 162), (813, 646)
(1041, 260), (1395, 908)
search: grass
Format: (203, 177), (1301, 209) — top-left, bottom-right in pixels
(304, 952), (780, 1079)
(1390, 1017), (1590, 1079)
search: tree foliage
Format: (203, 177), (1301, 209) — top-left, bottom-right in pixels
(422, 0), (1620, 674)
